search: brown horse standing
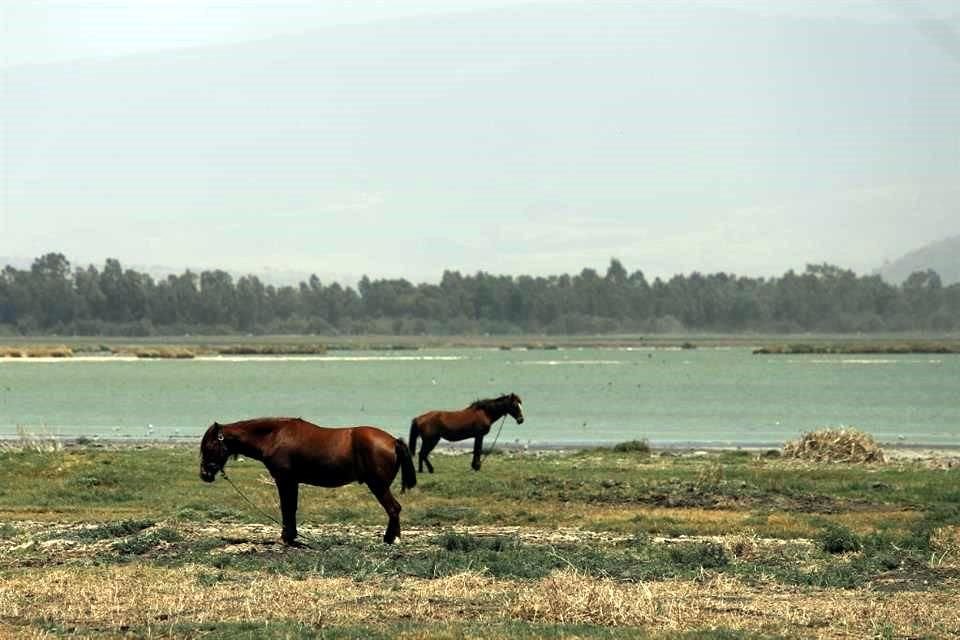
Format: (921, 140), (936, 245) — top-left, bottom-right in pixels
(199, 417), (416, 545)
(409, 393), (524, 473)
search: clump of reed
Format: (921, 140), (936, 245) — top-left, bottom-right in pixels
(0, 425), (63, 453)
(0, 345), (73, 358)
(754, 341), (959, 355)
(131, 347), (196, 359)
(782, 427), (885, 464)
(214, 344), (327, 355)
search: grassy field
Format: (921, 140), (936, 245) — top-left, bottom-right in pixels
(0, 443), (958, 639)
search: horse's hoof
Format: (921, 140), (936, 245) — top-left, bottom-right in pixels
(282, 537), (305, 548)
(383, 535), (397, 544)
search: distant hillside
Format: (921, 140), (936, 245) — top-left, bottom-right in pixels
(878, 236), (960, 285)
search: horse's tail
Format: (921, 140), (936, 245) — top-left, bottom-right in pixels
(395, 438), (417, 492)
(408, 419), (419, 457)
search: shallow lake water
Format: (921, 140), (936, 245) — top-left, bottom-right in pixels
(1, 348), (957, 446)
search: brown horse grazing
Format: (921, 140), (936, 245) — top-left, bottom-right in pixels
(199, 417), (416, 545)
(409, 393), (524, 473)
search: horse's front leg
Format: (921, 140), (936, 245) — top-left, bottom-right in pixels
(276, 479), (301, 546)
(471, 435), (484, 471)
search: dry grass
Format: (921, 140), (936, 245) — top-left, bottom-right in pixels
(930, 525), (960, 568)
(782, 428), (886, 464)
(1, 565), (957, 639)
(529, 569), (960, 638)
(0, 566), (503, 628)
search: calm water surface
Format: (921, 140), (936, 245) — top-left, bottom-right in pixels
(1, 348), (957, 446)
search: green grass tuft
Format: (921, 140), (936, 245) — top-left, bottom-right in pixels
(613, 439), (651, 454)
(668, 542), (729, 569)
(818, 522), (862, 554)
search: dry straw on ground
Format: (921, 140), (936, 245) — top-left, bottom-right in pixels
(930, 525), (960, 568)
(2, 565), (958, 639)
(782, 428), (885, 464)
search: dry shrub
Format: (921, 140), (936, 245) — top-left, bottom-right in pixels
(782, 428), (885, 464)
(723, 532), (760, 561)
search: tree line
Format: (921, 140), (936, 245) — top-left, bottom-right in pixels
(0, 253), (956, 336)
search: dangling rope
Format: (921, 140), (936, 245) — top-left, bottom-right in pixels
(221, 471), (323, 549)
(222, 472), (283, 528)
(482, 414), (508, 461)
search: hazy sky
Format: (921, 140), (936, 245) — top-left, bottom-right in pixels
(2, 0), (959, 283)
(5, 0), (957, 67)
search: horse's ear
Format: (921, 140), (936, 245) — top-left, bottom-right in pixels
(213, 421), (221, 428)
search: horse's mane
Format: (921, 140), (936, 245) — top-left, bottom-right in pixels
(202, 417), (295, 447)
(468, 394), (514, 411)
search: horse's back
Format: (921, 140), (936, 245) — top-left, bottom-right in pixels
(416, 408), (486, 440)
(348, 425), (396, 456)
(283, 421), (397, 486)
(415, 409), (464, 428)
(283, 421), (391, 456)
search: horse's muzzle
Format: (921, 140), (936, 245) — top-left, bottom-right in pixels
(516, 416), (525, 424)
(200, 469), (216, 483)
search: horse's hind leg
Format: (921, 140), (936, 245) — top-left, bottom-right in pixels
(369, 482), (402, 544)
(419, 435), (439, 474)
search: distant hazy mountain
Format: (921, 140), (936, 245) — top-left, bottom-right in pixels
(878, 236), (960, 286)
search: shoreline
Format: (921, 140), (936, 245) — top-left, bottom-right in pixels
(2, 332), (960, 357)
(4, 434), (957, 459)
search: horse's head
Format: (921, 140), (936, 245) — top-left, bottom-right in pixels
(199, 422), (229, 482)
(507, 393), (524, 424)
